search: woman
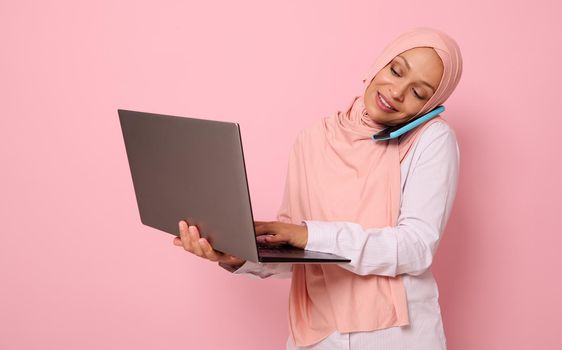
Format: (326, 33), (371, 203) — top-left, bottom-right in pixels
(173, 27), (463, 349)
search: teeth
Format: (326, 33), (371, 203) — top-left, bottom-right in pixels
(379, 93), (394, 111)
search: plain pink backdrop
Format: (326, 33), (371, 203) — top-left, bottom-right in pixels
(1, 0), (561, 349)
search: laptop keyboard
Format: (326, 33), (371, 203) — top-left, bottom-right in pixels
(256, 242), (302, 253)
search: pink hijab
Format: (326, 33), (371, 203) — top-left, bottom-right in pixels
(276, 27), (463, 347)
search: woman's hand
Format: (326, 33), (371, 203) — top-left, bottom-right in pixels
(254, 221), (308, 249)
(173, 220), (246, 268)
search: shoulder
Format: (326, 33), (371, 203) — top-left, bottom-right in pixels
(292, 118), (325, 149)
(418, 120), (457, 145)
(406, 120), (460, 166)
(417, 120), (458, 153)
(287, 126), (312, 159)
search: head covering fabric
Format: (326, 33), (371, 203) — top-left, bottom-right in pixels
(277, 27), (463, 347)
(362, 27), (464, 118)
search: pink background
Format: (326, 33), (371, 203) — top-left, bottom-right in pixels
(1, 0), (560, 349)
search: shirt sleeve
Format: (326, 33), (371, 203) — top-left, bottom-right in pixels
(303, 122), (460, 277)
(218, 260), (293, 279)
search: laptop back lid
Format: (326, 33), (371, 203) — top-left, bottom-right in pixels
(118, 109), (260, 262)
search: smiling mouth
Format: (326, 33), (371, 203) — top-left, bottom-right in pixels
(376, 92), (398, 112)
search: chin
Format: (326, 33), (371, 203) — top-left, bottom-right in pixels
(365, 107), (385, 122)
(365, 113), (389, 127)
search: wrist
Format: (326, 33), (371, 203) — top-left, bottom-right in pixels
(299, 224), (308, 249)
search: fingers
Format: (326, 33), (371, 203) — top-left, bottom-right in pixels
(254, 221), (270, 236)
(176, 220), (202, 256)
(176, 220), (224, 262)
(264, 233), (287, 243)
(199, 238), (220, 262)
(173, 236), (183, 246)
(175, 220), (246, 266)
(178, 220), (193, 251)
(174, 220), (187, 246)
(189, 226), (204, 256)
(254, 221), (288, 244)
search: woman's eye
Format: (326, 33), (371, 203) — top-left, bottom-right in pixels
(390, 67), (400, 77)
(413, 89), (424, 100)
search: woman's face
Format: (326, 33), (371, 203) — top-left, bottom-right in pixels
(364, 47), (444, 126)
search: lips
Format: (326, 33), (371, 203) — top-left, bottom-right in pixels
(376, 92), (398, 112)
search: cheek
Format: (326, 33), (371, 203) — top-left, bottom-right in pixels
(367, 74), (393, 96)
(404, 98), (427, 114)
(377, 69), (394, 82)
(366, 77), (384, 95)
(365, 77), (377, 92)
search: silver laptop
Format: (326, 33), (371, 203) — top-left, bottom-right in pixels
(118, 109), (350, 264)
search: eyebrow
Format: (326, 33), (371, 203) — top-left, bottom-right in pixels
(396, 55), (437, 92)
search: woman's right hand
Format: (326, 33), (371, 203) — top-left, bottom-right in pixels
(173, 220), (246, 268)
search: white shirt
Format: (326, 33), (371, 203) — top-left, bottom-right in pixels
(220, 121), (459, 350)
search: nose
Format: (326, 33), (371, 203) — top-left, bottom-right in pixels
(389, 81), (408, 102)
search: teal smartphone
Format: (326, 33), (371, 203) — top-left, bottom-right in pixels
(372, 105), (445, 141)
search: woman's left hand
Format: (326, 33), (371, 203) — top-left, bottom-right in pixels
(254, 221), (308, 249)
